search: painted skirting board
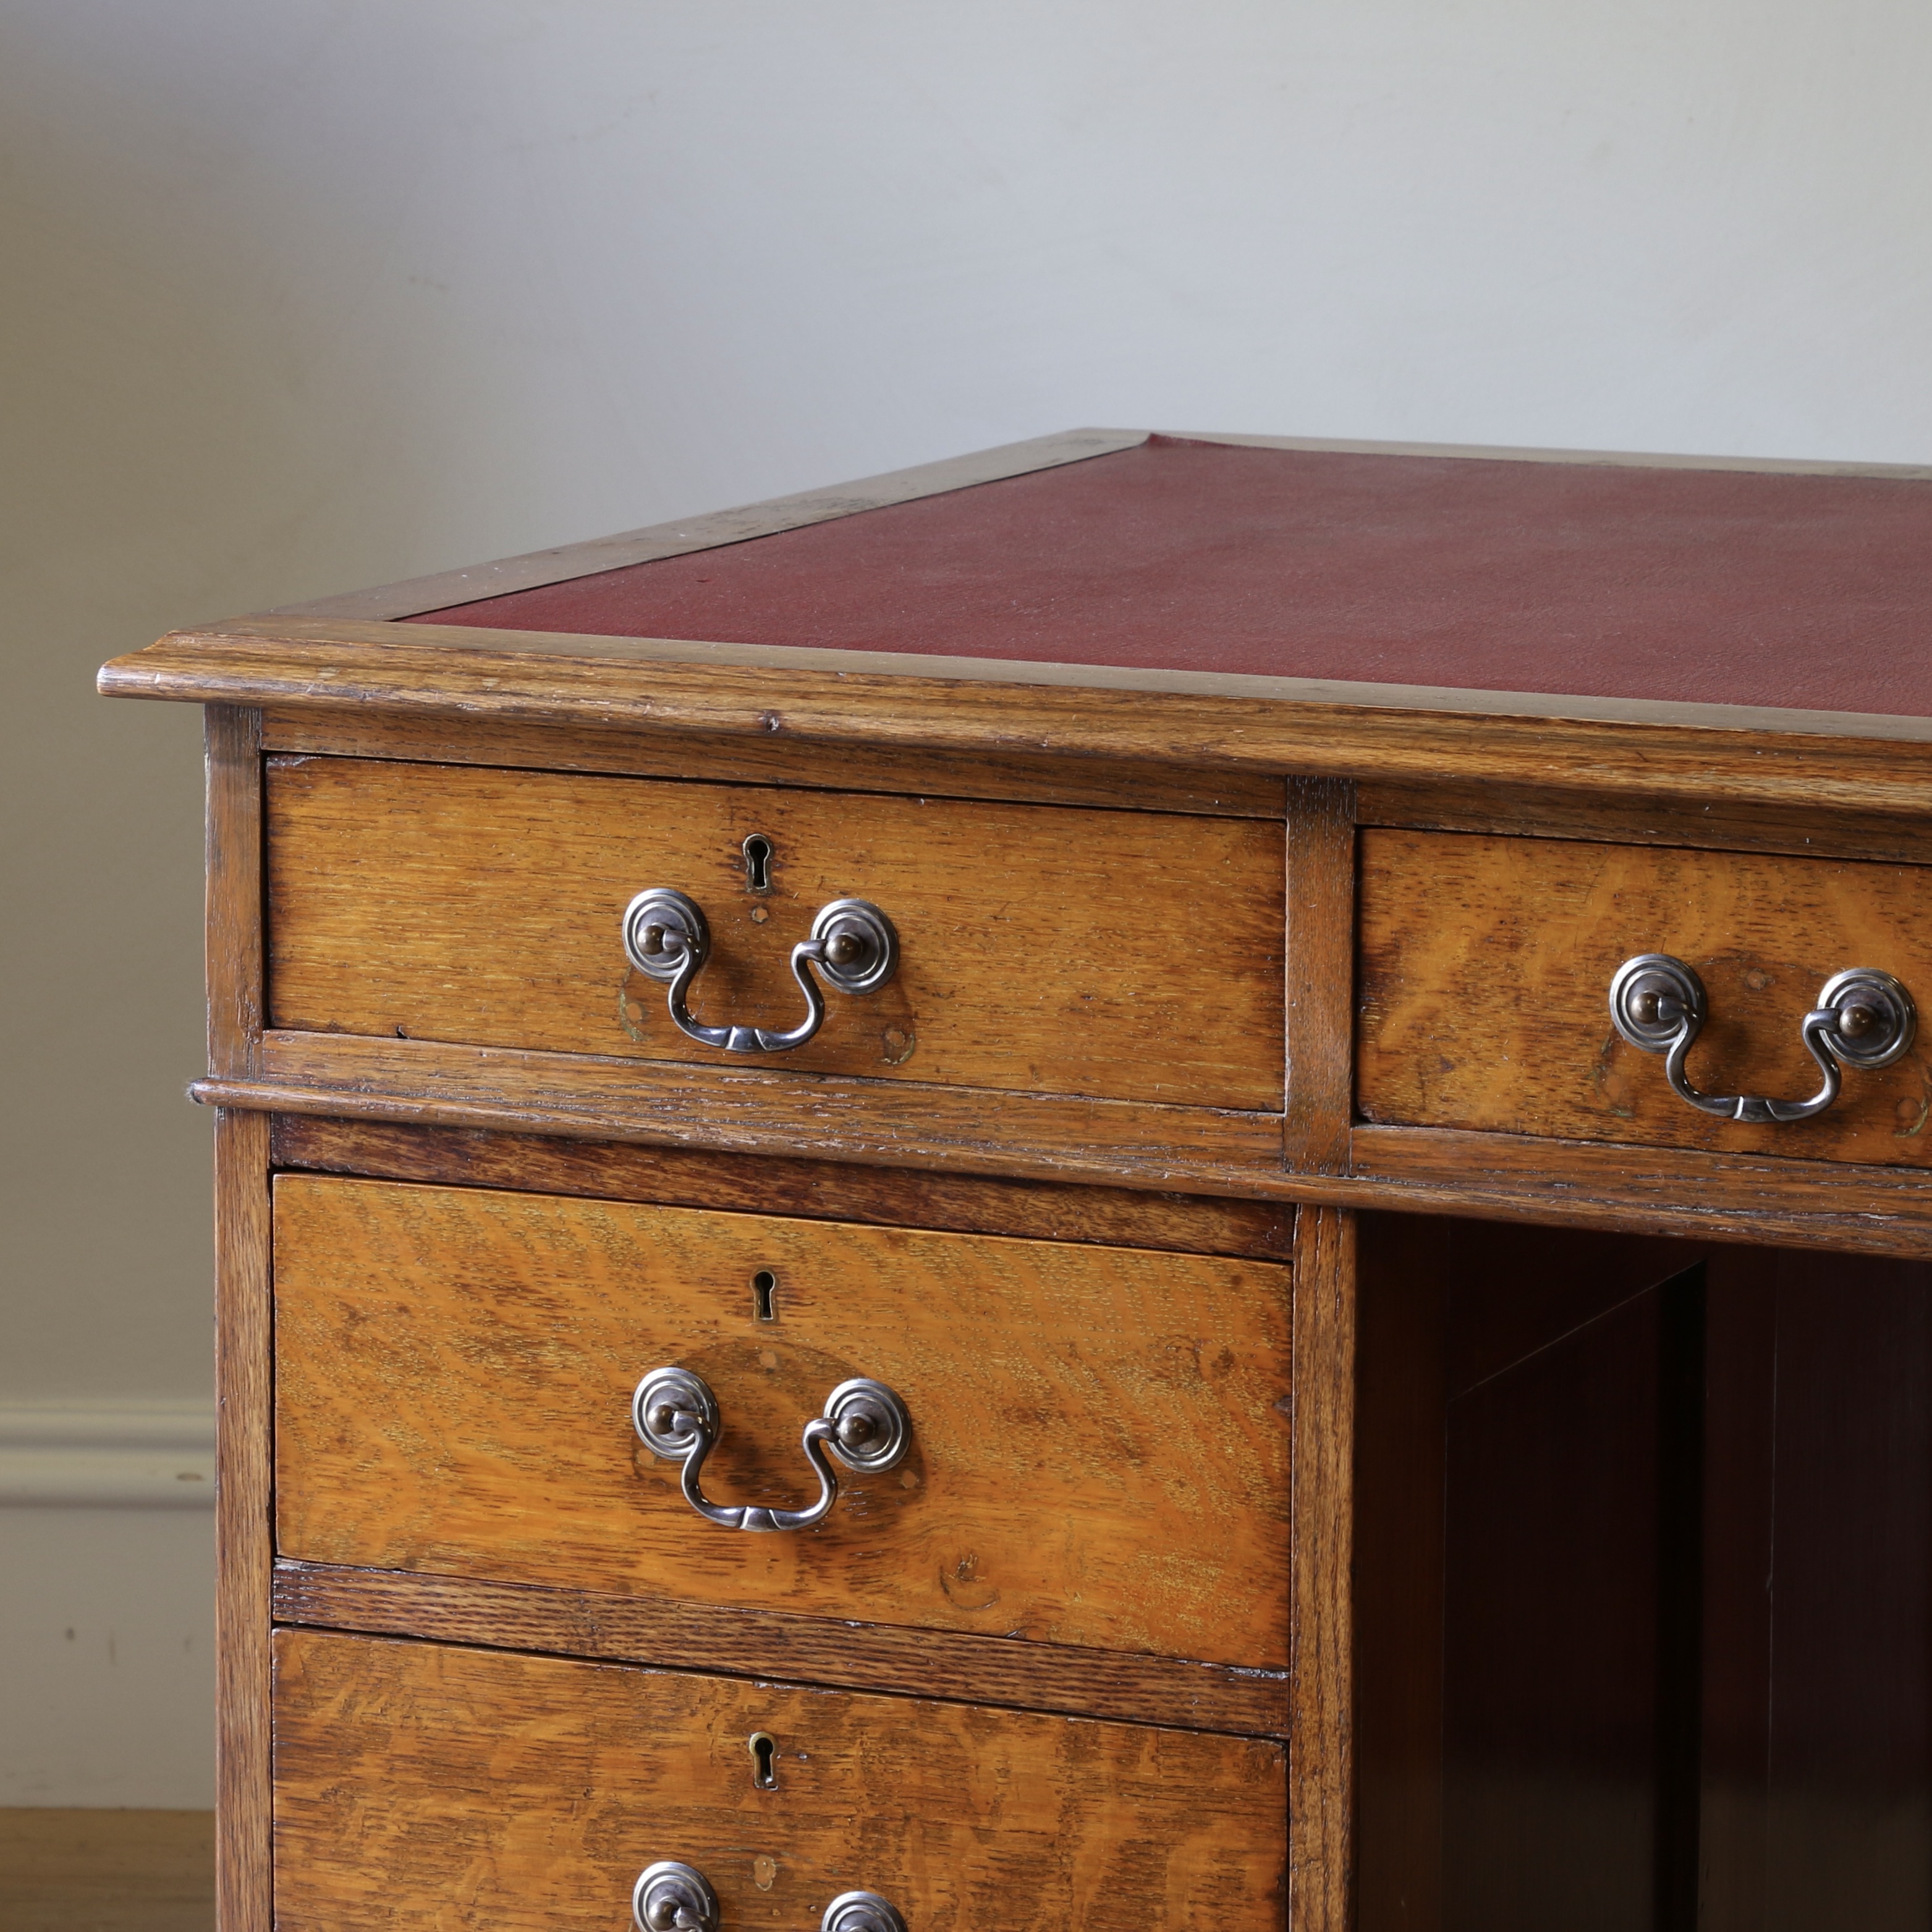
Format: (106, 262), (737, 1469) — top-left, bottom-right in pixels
(0, 1402), (215, 1508)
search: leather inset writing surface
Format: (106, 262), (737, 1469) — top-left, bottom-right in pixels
(417, 435), (1932, 717)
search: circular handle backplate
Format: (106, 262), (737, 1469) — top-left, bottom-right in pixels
(633, 1862), (719, 1932)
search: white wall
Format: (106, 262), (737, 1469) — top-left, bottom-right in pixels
(5, 0), (1929, 1805)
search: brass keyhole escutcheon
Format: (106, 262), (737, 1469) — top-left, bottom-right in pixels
(748, 1732), (777, 1789)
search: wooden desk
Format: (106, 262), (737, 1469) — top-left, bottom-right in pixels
(101, 429), (1932, 1931)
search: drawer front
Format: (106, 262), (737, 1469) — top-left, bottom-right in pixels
(273, 1630), (1287, 1930)
(1360, 829), (1932, 1162)
(266, 756), (1285, 1111)
(274, 1177), (1291, 1668)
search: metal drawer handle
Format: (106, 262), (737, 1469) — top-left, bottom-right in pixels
(1609, 954), (1916, 1124)
(634, 1863), (719, 1932)
(633, 1865), (907, 1932)
(823, 1895), (910, 1932)
(622, 888), (898, 1053)
(633, 1366), (912, 1533)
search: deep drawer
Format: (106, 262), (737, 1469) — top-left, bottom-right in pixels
(273, 1630), (1287, 1931)
(273, 1176), (1292, 1669)
(1359, 828), (1932, 1163)
(265, 756), (1285, 1112)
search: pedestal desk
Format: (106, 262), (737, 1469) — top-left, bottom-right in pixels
(101, 430), (1932, 1931)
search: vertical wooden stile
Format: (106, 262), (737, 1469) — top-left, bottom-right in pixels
(1285, 778), (1357, 1175)
(1292, 1203), (1358, 1932)
(206, 705), (273, 1932)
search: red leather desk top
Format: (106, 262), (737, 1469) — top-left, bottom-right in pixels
(415, 436), (1932, 717)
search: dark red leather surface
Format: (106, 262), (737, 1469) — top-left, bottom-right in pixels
(415, 436), (1932, 716)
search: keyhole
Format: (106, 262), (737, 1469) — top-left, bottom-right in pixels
(752, 1269), (777, 1322)
(743, 834), (774, 894)
(748, 1732), (777, 1789)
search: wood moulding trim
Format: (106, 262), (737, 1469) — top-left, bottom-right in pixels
(265, 430), (1148, 622)
(268, 1116), (1294, 1260)
(211, 1032), (1289, 1189)
(1350, 1122), (1932, 1257)
(199, 1039), (1932, 1256)
(100, 621), (1932, 813)
(1357, 778), (1932, 866)
(269, 1561), (1290, 1740)
(259, 706), (1286, 821)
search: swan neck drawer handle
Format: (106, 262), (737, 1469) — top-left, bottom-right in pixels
(1609, 954), (1916, 1124)
(823, 1894), (910, 1932)
(623, 888), (898, 1054)
(633, 1866), (907, 1932)
(633, 1865), (719, 1932)
(633, 1366), (912, 1533)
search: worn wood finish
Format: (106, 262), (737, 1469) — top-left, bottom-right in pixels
(261, 706), (1287, 821)
(1286, 779), (1357, 1174)
(223, 1033), (1289, 1187)
(270, 1560), (1290, 1737)
(273, 1630), (1287, 1931)
(1290, 1205), (1357, 1932)
(1360, 829), (1932, 1165)
(205, 705), (263, 1079)
(206, 704), (271, 1932)
(100, 621), (1932, 815)
(1359, 779), (1932, 868)
(268, 1116), (1294, 1260)
(214, 1109), (272, 1932)
(1360, 1124), (1932, 1256)
(208, 1054), (1932, 1260)
(266, 755), (1286, 1111)
(274, 1176), (1292, 1667)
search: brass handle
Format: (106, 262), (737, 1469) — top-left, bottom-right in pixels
(622, 888), (897, 1053)
(1609, 954), (1916, 1124)
(633, 1366), (912, 1533)
(633, 1865), (907, 1932)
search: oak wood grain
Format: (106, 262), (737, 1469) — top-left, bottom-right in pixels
(1289, 1206), (1357, 1932)
(260, 706), (1287, 821)
(271, 1630), (1287, 1931)
(273, 1176), (1292, 1667)
(1359, 778), (1932, 868)
(266, 755), (1286, 1111)
(1286, 780), (1357, 1174)
(1348, 1123), (1932, 1256)
(207, 710), (271, 1932)
(205, 706), (262, 1080)
(211, 1059), (1932, 1252)
(100, 622), (1932, 815)
(268, 1116), (1294, 1260)
(214, 1109), (272, 1932)
(1360, 828), (1932, 1166)
(269, 1560), (1290, 1737)
(211, 1053), (1932, 1258)
(239, 1030), (1287, 1184)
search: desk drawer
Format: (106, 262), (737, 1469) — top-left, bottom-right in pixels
(1360, 829), (1932, 1163)
(265, 756), (1284, 1112)
(273, 1176), (1291, 1669)
(273, 1630), (1286, 1931)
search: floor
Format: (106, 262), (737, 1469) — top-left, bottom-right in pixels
(0, 1811), (213, 1932)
